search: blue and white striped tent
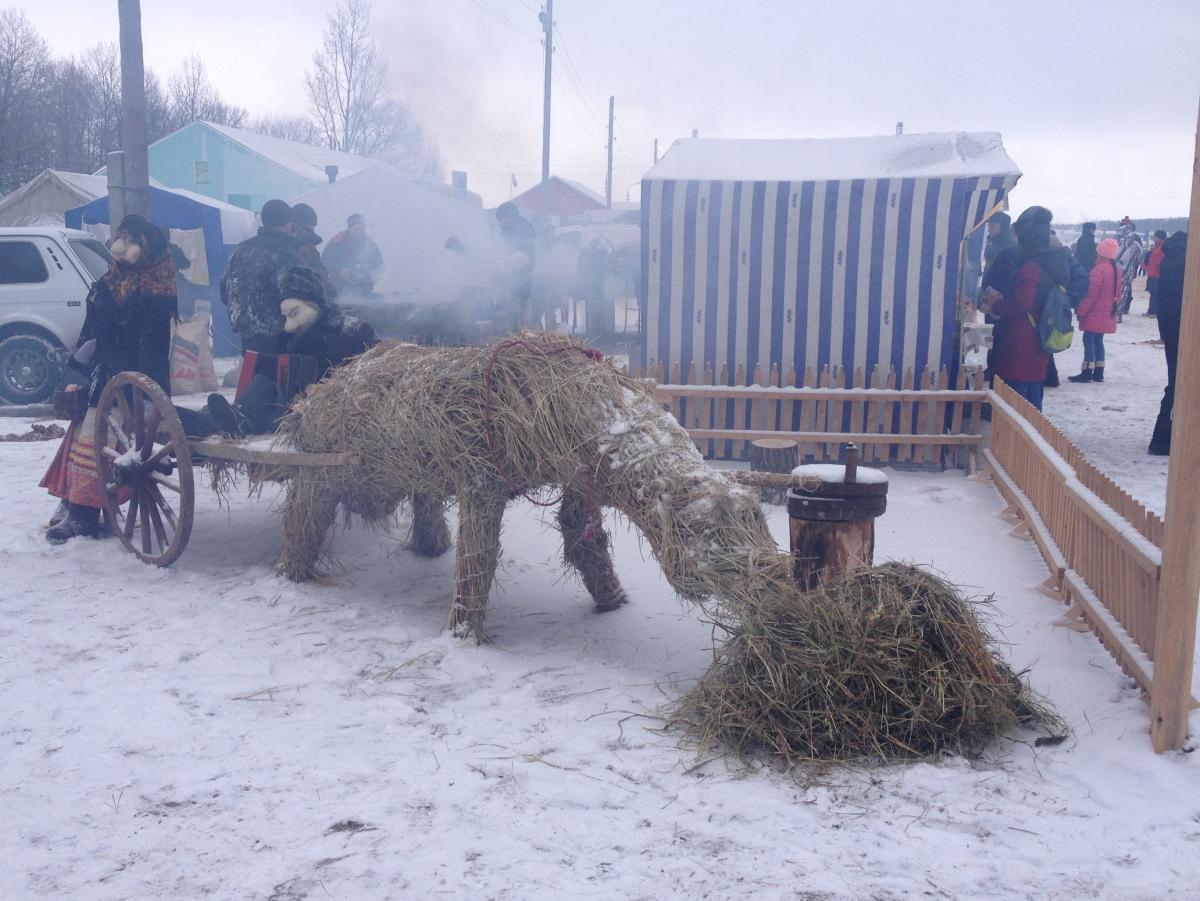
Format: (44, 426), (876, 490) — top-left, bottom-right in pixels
(640, 132), (1020, 383)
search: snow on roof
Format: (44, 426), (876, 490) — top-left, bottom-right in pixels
(47, 170), (109, 198)
(644, 132), (1021, 183)
(554, 176), (606, 205)
(187, 121), (380, 183)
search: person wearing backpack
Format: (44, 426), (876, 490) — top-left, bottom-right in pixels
(978, 206), (1071, 411)
(1068, 238), (1121, 383)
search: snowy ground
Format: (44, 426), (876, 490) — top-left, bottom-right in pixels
(4, 417), (1200, 899)
(1042, 278), (1171, 514)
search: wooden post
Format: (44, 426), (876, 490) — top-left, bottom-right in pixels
(117, 0), (149, 218)
(788, 444), (888, 591)
(1150, 98), (1200, 752)
(749, 438), (800, 504)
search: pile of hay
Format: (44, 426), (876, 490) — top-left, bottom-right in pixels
(672, 563), (1062, 763)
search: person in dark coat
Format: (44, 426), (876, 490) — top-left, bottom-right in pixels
(321, 213), (384, 297)
(1074, 222), (1098, 273)
(221, 199), (304, 354)
(291, 202), (338, 302)
(494, 201), (536, 332)
(1145, 229), (1168, 316)
(979, 206), (1071, 411)
(180, 267), (377, 438)
(1149, 230), (1188, 455)
(983, 212), (1017, 271)
(39, 214), (178, 543)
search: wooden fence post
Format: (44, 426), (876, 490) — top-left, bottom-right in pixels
(1151, 98), (1200, 752)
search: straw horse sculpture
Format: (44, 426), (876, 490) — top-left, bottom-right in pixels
(276, 336), (790, 640)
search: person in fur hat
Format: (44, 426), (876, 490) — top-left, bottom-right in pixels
(39, 214), (177, 543)
(178, 266), (377, 438)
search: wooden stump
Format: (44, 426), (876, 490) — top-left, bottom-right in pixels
(749, 438), (800, 504)
(789, 517), (875, 592)
(787, 445), (888, 591)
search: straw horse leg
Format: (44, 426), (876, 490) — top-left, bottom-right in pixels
(448, 486), (508, 641)
(410, 491), (452, 557)
(278, 472), (340, 582)
(558, 485), (627, 612)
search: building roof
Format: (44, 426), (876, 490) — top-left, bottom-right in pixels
(644, 132), (1021, 183)
(553, 176), (606, 206)
(165, 121), (380, 184)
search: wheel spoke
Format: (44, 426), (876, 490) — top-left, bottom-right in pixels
(150, 473), (181, 493)
(142, 408), (163, 460)
(123, 493), (139, 541)
(139, 486), (152, 554)
(145, 440), (175, 469)
(133, 393), (145, 450)
(106, 413), (131, 452)
(149, 484), (177, 533)
(144, 487), (169, 553)
(101, 446), (120, 460)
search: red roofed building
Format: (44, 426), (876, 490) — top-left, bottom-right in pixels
(510, 176), (606, 218)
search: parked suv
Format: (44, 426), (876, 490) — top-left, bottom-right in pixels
(0, 227), (112, 405)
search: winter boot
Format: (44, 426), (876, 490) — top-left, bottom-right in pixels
(1067, 365), (1094, 383)
(1092, 363), (1104, 383)
(47, 499), (69, 528)
(46, 503), (100, 544)
(206, 393), (249, 438)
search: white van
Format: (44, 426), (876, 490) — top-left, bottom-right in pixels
(0, 227), (112, 404)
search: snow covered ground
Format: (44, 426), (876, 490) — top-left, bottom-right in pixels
(4, 417), (1200, 899)
(1042, 278), (1172, 514)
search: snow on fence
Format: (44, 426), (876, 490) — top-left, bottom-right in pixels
(629, 362), (986, 466)
(984, 379), (1189, 715)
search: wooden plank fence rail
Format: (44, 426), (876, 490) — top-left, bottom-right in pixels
(631, 362), (985, 467)
(985, 379), (1185, 711)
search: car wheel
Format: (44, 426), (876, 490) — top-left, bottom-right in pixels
(0, 334), (62, 405)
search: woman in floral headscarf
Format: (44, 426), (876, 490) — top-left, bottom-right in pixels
(39, 214), (177, 544)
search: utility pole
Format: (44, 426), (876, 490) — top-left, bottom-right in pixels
(117, 0), (149, 219)
(605, 95), (614, 209)
(653, 138), (658, 165)
(538, 0), (553, 216)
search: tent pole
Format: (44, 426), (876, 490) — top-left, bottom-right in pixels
(1150, 97), (1200, 752)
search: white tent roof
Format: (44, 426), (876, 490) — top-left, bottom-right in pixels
(644, 132), (1021, 183)
(197, 121), (379, 184)
(0, 169), (107, 226)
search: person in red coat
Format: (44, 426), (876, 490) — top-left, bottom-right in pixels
(1068, 238), (1121, 383)
(1145, 229), (1167, 316)
(979, 206), (1070, 411)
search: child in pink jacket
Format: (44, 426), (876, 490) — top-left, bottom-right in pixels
(1069, 237), (1121, 383)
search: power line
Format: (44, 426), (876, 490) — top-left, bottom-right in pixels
(466, 0), (541, 43)
(505, 0), (540, 13)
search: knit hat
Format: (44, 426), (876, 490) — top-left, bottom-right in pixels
(278, 266), (326, 306)
(1096, 238), (1120, 260)
(347, 212), (366, 227)
(1013, 206), (1053, 246)
(261, 199), (293, 228)
(1082, 222), (1096, 233)
(292, 203), (318, 229)
(990, 211), (1011, 230)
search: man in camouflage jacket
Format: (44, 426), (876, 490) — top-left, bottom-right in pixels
(221, 199), (305, 353)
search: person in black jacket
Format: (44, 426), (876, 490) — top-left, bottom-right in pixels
(494, 201), (536, 332)
(1074, 222), (1098, 273)
(221, 199), (304, 353)
(39, 214), (177, 543)
(983, 212), (1017, 272)
(180, 267), (377, 437)
(1149, 231), (1188, 454)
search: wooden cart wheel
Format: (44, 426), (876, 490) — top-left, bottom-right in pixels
(94, 372), (194, 566)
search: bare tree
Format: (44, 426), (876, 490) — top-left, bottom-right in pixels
(304, 0), (438, 173)
(0, 9), (52, 192)
(167, 56), (246, 131)
(249, 114), (323, 146)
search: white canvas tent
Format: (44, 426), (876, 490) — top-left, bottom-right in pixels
(0, 170), (107, 226)
(295, 167), (494, 301)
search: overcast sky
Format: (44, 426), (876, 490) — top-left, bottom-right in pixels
(18, 0), (1200, 220)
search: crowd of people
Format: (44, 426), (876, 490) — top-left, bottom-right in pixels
(979, 208), (1186, 455)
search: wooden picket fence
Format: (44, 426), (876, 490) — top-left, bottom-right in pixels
(985, 379), (1173, 700)
(630, 361), (986, 468)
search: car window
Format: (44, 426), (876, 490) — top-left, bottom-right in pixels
(69, 238), (114, 281)
(0, 241), (50, 284)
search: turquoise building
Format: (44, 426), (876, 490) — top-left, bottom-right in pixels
(146, 121), (378, 212)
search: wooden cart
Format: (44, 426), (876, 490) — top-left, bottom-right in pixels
(93, 371), (357, 566)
